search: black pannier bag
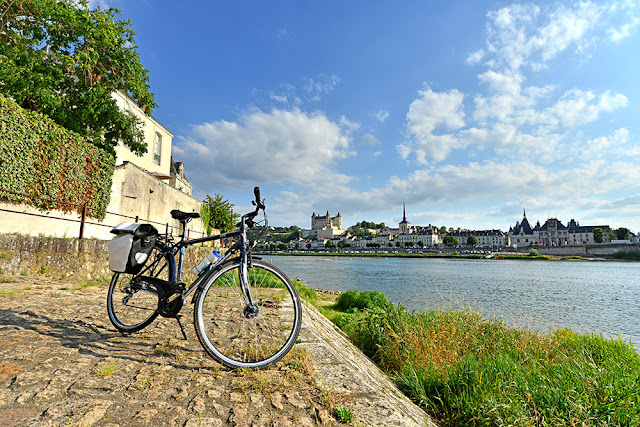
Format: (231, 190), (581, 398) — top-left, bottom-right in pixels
(108, 223), (158, 274)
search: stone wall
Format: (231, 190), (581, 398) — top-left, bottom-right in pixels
(0, 235), (216, 282)
(537, 243), (640, 257)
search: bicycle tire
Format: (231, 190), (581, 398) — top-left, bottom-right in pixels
(193, 259), (302, 369)
(106, 245), (172, 333)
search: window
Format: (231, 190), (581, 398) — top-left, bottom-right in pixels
(153, 132), (162, 165)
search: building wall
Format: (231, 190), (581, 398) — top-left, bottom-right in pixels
(107, 162), (205, 239)
(111, 91), (174, 177)
(0, 162), (205, 241)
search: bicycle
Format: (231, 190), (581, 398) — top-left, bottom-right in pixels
(106, 187), (302, 369)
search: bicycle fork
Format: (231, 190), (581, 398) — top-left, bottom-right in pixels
(239, 223), (259, 319)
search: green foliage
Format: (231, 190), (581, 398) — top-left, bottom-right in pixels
(334, 290), (393, 313)
(529, 248), (539, 256)
(249, 225), (299, 243)
(200, 193), (238, 234)
(348, 220), (386, 238)
(443, 236), (458, 246)
(606, 227), (615, 241)
(0, 93), (114, 218)
(467, 235), (478, 246)
(335, 407), (354, 423)
(593, 227), (604, 243)
(616, 227), (631, 240)
(330, 292), (640, 426)
(325, 240), (336, 249)
(337, 239), (351, 248)
(0, 0), (156, 156)
(610, 250), (640, 261)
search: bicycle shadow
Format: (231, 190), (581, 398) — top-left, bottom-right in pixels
(0, 308), (220, 372)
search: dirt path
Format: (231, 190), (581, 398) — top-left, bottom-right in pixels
(0, 274), (431, 426)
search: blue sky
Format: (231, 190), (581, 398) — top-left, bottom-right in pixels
(94, 0), (640, 232)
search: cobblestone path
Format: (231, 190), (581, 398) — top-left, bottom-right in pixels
(0, 274), (431, 427)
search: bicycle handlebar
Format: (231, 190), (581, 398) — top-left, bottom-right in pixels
(238, 186), (266, 228)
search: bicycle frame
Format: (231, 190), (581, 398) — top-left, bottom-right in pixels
(159, 213), (259, 307)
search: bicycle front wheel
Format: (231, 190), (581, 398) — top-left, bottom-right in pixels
(107, 246), (171, 333)
(194, 259), (302, 369)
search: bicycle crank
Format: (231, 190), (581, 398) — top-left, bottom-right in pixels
(158, 291), (184, 317)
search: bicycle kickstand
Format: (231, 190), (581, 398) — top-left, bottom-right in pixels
(175, 314), (188, 340)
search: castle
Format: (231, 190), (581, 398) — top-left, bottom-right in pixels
(301, 211), (344, 239)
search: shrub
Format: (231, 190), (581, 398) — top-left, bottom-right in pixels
(334, 290), (393, 312)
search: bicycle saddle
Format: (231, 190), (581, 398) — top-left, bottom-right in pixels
(170, 210), (201, 221)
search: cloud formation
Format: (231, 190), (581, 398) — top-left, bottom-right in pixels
(173, 108), (355, 192)
(400, 1), (632, 166)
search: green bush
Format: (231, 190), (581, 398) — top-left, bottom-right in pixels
(0, 93), (114, 218)
(334, 290), (393, 312)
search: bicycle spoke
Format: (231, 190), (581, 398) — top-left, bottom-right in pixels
(194, 260), (301, 369)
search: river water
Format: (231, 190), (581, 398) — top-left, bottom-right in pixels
(267, 255), (640, 347)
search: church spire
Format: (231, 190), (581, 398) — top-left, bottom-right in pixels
(403, 202), (407, 222)
(523, 207), (527, 218)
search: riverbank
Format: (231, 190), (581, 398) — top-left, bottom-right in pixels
(303, 288), (640, 426)
(0, 274), (431, 426)
(255, 250), (625, 262)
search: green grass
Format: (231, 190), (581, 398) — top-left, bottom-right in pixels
(609, 250), (640, 261)
(297, 283), (640, 426)
(73, 277), (109, 290)
(94, 360), (117, 377)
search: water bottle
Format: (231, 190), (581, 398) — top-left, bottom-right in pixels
(192, 250), (221, 275)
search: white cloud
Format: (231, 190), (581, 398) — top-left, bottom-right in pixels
(173, 108), (355, 192)
(466, 49), (485, 65)
(372, 109), (390, 123)
(304, 74), (341, 100)
(404, 88), (466, 162)
(361, 133), (380, 147)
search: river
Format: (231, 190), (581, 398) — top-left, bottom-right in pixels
(267, 255), (640, 347)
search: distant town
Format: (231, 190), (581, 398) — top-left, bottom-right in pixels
(256, 206), (637, 253)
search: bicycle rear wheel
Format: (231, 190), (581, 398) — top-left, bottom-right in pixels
(194, 259), (302, 369)
(106, 246), (172, 333)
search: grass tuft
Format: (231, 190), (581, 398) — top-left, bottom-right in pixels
(94, 360), (117, 377)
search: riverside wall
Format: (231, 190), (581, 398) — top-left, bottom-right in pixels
(537, 243), (640, 257)
(0, 235), (214, 281)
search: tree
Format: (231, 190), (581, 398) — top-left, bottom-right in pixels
(201, 194), (238, 234)
(395, 241), (401, 247)
(616, 228), (631, 240)
(325, 240), (336, 249)
(417, 241), (424, 248)
(439, 226), (447, 235)
(443, 236), (458, 246)
(404, 241), (414, 248)
(606, 228), (615, 241)
(0, 0), (156, 156)
(338, 240), (351, 248)
(593, 228), (604, 243)
(467, 235), (478, 246)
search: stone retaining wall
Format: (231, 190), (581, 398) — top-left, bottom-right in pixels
(538, 243), (640, 257)
(0, 235), (214, 281)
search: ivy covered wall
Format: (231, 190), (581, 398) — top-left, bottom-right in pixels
(0, 93), (114, 219)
